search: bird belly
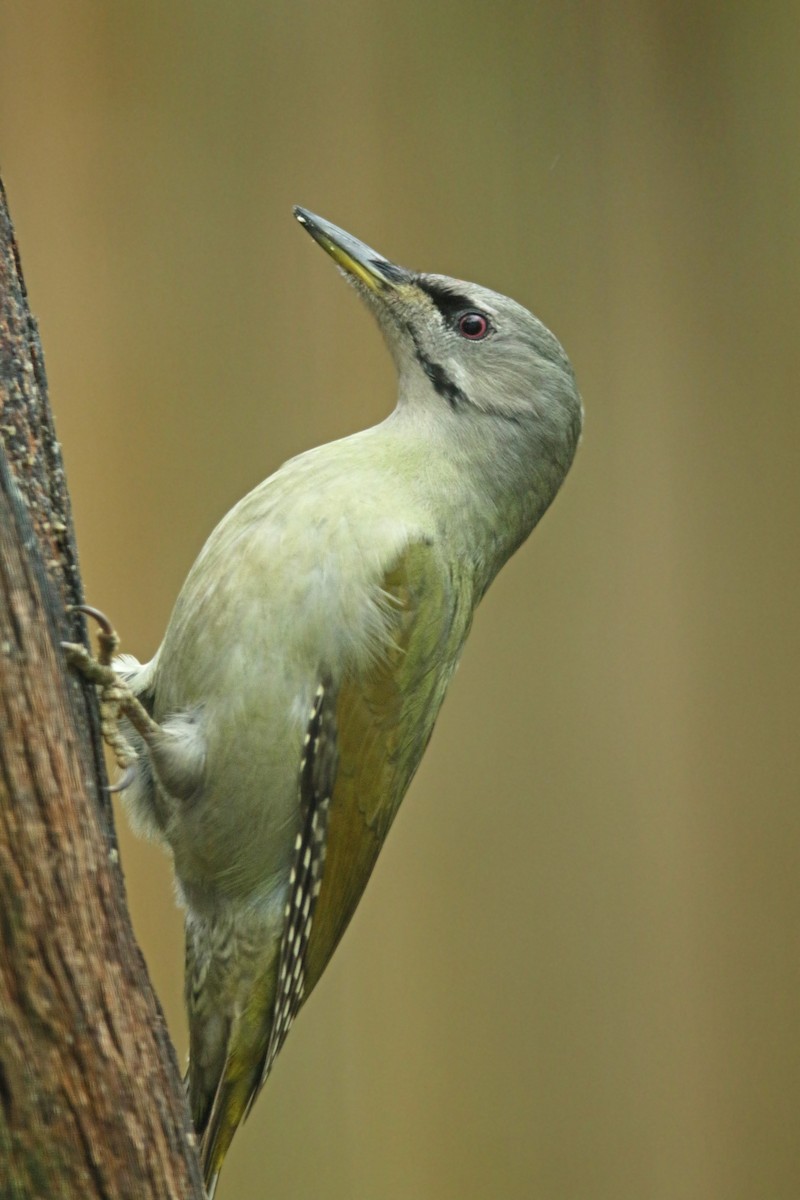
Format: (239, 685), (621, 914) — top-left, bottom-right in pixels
(148, 474), (423, 916)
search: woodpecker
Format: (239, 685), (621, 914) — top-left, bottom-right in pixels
(68, 208), (582, 1195)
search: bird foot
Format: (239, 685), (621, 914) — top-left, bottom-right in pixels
(63, 605), (161, 789)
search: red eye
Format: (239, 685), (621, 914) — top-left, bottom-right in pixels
(457, 311), (489, 340)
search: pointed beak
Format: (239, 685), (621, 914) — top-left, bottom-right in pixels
(293, 207), (410, 293)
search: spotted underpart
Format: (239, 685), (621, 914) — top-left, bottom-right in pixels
(259, 677), (338, 1086)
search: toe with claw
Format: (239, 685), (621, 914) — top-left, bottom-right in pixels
(63, 605), (161, 787)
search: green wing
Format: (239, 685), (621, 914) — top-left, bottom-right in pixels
(196, 540), (473, 1193)
(304, 538), (473, 993)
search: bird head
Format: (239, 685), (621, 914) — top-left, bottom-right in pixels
(294, 207), (582, 528)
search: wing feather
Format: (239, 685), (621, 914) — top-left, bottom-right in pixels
(304, 539), (472, 992)
(191, 539), (472, 1192)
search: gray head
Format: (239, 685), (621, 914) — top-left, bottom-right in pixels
(294, 207), (583, 536)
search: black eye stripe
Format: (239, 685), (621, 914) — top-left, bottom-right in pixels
(414, 277), (477, 318)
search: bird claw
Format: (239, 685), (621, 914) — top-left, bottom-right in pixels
(68, 603), (120, 667)
(63, 604), (160, 780)
(106, 763), (138, 794)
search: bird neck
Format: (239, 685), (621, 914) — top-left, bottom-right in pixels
(379, 400), (562, 599)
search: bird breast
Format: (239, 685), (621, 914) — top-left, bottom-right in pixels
(149, 437), (429, 908)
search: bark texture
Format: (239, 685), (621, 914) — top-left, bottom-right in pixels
(0, 176), (205, 1198)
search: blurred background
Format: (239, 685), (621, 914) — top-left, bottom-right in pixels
(1, 3), (798, 1197)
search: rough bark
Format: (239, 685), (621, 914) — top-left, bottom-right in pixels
(0, 176), (205, 1198)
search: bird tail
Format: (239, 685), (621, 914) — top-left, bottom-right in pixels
(188, 679), (338, 1190)
(195, 976), (278, 1192)
(197, 1047), (262, 1197)
(186, 916), (280, 1193)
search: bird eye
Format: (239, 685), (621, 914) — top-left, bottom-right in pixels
(457, 311), (490, 340)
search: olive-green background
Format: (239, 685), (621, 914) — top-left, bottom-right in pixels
(2, 4), (798, 1198)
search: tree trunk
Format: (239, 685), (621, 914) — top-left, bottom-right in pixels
(0, 176), (205, 1198)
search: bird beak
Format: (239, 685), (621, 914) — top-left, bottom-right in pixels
(294, 207), (410, 293)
